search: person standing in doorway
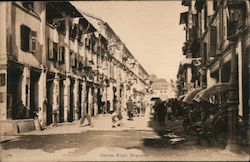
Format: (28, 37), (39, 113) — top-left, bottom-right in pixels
(126, 97), (134, 120)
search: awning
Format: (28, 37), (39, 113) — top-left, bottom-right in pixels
(193, 83), (230, 102)
(179, 12), (189, 25)
(183, 88), (203, 104)
(79, 18), (96, 34)
(47, 2), (82, 18)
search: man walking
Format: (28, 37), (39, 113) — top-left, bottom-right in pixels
(111, 110), (123, 127)
(155, 99), (166, 126)
(167, 102), (173, 121)
(79, 111), (91, 127)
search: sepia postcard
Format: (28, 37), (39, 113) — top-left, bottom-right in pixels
(0, 0), (250, 161)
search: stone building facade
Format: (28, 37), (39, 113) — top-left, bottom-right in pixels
(0, 2), (150, 132)
(177, 0), (249, 123)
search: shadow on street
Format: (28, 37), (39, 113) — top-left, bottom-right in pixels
(143, 115), (217, 149)
(143, 115), (250, 155)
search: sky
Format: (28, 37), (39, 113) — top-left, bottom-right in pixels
(71, 1), (187, 81)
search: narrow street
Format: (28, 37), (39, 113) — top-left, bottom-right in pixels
(2, 111), (249, 161)
(1, 1), (250, 162)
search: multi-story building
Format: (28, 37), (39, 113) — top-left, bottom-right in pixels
(82, 13), (150, 111)
(178, 0), (249, 123)
(151, 78), (176, 100)
(0, 1), (150, 134)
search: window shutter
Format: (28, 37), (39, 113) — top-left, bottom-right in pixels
(6, 33), (11, 55)
(85, 38), (90, 48)
(29, 30), (37, 52)
(179, 12), (188, 25)
(71, 51), (76, 67)
(53, 42), (58, 61)
(210, 26), (217, 57)
(75, 53), (78, 68)
(20, 25), (30, 51)
(78, 55), (84, 70)
(73, 24), (78, 38)
(48, 38), (54, 59)
(62, 47), (65, 64)
(58, 46), (61, 62)
(58, 46), (65, 64)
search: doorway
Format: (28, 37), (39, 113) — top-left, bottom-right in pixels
(46, 74), (54, 125)
(30, 70), (40, 118)
(7, 67), (22, 119)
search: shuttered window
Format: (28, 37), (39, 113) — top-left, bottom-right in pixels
(21, 24), (37, 53)
(210, 26), (217, 57)
(179, 12), (188, 25)
(21, 25), (31, 52)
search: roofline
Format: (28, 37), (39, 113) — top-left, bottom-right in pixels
(138, 64), (149, 76)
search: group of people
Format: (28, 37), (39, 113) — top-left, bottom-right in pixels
(79, 97), (148, 128)
(152, 98), (175, 126)
(126, 97), (147, 119)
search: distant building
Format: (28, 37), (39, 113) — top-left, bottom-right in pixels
(150, 76), (176, 100)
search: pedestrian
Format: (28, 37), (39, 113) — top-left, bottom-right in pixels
(102, 102), (107, 114)
(79, 111), (91, 127)
(153, 100), (158, 121)
(141, 100), (146, 116)
(126, 97), (134, 120)
(136, 101), (141, 117)
(111, 110), (122, 127)
(167, 103), (173, 121)
(156, 99), (165, 126)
